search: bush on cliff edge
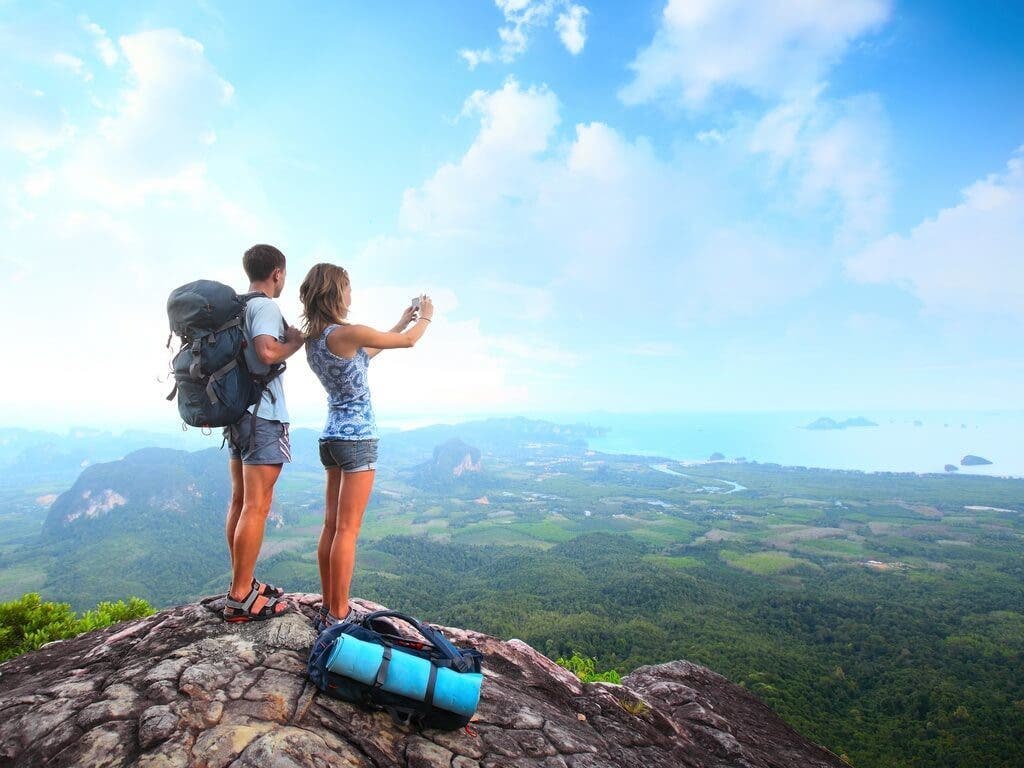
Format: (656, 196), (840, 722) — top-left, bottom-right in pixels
(0, 592), (153, 662)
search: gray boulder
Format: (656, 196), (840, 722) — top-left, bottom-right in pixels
(0, 595), (848, 768)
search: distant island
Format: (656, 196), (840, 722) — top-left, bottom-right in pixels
(804, 416), (879, 431)
(944, 464), (959, 473)
(961, 455), (993, 467)
(708, 452), (725, 461)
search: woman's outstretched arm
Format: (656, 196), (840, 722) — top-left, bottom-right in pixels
(328, 297), (434, 359)
(364, 305), (418, 359)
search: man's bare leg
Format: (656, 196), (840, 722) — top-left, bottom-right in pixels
(226, 458), (244, 567)
(229, 463), (283, 602)
(327, 469), (375, 618)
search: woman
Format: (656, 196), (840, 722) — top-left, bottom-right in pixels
(299, 263), (434, 628)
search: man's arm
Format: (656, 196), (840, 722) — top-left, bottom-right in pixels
(248, 299), (304, 365)
(253, 326), (304, 365)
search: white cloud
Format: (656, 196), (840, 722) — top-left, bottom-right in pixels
(460, 49), (494, 70)
(846, 148), (1024, 318)
(80, 16), (119, 66)
(696, 129), (724, 145)
(7, 122), (77, 162)
(630, 342), (679, 357)
(460, 0), (589, 68)
(53, 52), (92, 81)
(59, 29), (239, 211)
(23, 170), (53, 197)
(620, 0), (890, 108)
(1, 27), (276, 425)
(376, 79), (821, 334)
(675, 228), (824, 322)
(749, 85), (890, 237)
(555, 4), (588, 55)
(400, 78), (561, 235)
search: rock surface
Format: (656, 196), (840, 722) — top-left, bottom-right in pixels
(0, 595), (848, 768)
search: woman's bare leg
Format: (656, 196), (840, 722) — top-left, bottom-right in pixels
(328, 469), (376, 618)
(318, 468), (342, 610)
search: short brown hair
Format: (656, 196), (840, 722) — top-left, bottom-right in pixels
(299, 263), (351, 339)
(243, 244), (286, 282)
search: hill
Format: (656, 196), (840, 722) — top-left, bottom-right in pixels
(0, 595), (848, 768)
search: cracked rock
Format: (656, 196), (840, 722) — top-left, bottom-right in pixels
(0, 595), (848, 768)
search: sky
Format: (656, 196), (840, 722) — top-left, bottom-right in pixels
(1, 0), (1022, 431)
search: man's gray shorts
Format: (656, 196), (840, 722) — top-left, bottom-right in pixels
(225, 414), (292, 465)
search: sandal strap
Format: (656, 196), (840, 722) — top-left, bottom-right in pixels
(225, 585), (274, 614)
(252, 578), (284, 597)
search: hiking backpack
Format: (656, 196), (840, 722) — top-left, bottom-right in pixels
(307, 610), (485, 730)
(165, 280), (283, 429)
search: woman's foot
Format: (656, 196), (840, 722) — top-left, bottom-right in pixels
(323, 605), (366, 629)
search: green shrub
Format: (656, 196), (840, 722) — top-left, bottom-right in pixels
(0, 593), (154, 662)
(555, 650), (622, 684)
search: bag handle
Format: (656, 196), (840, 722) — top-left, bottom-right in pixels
(362, 610), (471, 670)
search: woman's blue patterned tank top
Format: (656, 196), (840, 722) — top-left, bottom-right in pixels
(306, 324), (378, 440)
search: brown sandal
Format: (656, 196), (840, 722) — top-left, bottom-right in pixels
(252, 577), (285, 599)
(223, 586), (289, 623)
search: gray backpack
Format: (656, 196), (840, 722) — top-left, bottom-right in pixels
(165, 280), (283, 429)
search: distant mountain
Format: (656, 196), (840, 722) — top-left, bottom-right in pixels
(38, 447), (230, 609)
(407, 438), (487, 491)
(961, 455), (993, 466)
(0, 427), (204, 487)
(431, 438), (482, 478)
(804, 417), (879, 430)
(379, 416), (604, 467)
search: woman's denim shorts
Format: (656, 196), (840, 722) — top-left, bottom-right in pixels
(319, 439), (378, 472)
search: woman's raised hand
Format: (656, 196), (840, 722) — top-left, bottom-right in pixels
(398, 304), (417, 328)
(420, 295), (434, 320)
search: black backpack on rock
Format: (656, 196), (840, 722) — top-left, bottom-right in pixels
(165, 280), (283, 429)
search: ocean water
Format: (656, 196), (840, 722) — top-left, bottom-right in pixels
(565, 411), (1024, 478)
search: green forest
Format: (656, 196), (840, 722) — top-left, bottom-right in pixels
(1, 422), (1022, 768)
(253, 531), (1023, 768)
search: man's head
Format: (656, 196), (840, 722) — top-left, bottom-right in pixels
(243, 244), (287, 297)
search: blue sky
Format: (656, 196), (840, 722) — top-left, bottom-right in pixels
(1, 0), (1022, 430)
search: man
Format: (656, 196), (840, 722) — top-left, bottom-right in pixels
(222, 244), (304, 622)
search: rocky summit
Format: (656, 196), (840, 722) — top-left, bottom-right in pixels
(0, 595), (847, 768)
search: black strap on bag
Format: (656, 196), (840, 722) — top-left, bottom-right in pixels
(373, 646), (392, 689)
(360, 610), (473, 670)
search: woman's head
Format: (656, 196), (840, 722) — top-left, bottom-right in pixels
(299, 263), (351, 338)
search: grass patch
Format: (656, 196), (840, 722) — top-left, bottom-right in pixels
(0, 562), (50, 601)
(629, 518), (703, 546)
(798, 539), (867, 558)
(510, 520), (578, 543)
(642, 554), (703, 570)
(720, 550), (809, 575)
(451, 523), (554, 548)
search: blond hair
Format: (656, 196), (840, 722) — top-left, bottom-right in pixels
(299, 263), (350, 340)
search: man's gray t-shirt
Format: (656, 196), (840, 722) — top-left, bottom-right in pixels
(243, 296), (289, 423)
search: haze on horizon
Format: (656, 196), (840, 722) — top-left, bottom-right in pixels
(2, 1), (1022, 431)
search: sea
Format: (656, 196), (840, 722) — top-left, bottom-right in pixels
(545, 411), (1024, 478)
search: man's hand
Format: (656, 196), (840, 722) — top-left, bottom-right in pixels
(284, 325), (303, 346)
